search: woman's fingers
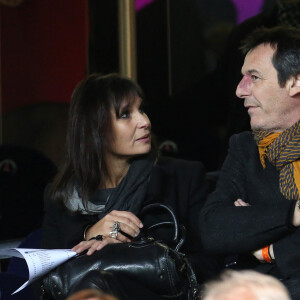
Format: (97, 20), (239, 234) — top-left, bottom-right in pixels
(110, 210), (143, 229)
(71, 238), (122, 256)
(86, 210), (143, 241)
(110, 231), (133, 243)
(108, 211), (143, 238)
(117, 223), (139, 239)
(71, 240), (97, 253)
(92, 237), (120, 254)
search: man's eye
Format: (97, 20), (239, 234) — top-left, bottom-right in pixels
(251, 75), (259, 81)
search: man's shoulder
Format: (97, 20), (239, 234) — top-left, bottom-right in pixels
(229, 131), (255, 147)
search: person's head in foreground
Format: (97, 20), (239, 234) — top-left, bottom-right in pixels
(202, 270), (291, 300)
(66, 288), (118, 300)
(236, 26), (300, 132)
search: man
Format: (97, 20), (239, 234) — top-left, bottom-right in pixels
(202, 270), (291, 300)
(214, 0), (300, 155)
(199, 26), (300, 300)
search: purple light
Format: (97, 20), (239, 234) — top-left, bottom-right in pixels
(136, 0), (155, 11)
(136, 0), (264, 24)
(231, 0), (264, 24)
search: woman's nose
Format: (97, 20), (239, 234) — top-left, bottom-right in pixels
(137, 113), (151, 129)
(236, 74), (251, 99)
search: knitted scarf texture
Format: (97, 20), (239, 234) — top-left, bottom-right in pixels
(254, 120), (300, 200)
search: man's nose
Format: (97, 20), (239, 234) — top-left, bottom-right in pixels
(236, 74), (251, 99)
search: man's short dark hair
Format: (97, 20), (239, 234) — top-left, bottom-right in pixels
(240, 26), (300, 87)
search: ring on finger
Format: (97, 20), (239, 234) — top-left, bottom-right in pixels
(113, 221), (120, 231)
(109, 230), (118, 239)
(109, 221), (120, 239)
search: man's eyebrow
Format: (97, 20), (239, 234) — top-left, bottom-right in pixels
(241, 68), (262, 76)
(245, 69), (261, 75)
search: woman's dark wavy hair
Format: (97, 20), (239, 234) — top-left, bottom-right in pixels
(49, 73), (145, 208)
(240, 26), (300, 87)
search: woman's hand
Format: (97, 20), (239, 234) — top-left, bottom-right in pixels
(85, 210), (143, 243)
(71, 237), (121, 256)
(73, 210), (143, 255)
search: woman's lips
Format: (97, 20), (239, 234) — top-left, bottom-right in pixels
(136, 134), (150, 142)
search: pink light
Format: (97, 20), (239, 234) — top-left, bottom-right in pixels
(135, 0), (155, 11)
(231, 0), (263, 24)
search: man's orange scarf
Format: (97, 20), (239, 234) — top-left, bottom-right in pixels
(254, 120), (300, 200)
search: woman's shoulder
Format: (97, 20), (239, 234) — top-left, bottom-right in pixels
(43, 183), (65, 213)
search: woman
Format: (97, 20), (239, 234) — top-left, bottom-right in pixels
(42, 73), (221, 299)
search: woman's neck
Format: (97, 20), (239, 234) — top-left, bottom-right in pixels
(102, 156), (131, 189)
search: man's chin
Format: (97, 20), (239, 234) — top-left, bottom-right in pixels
(250, 121), (261, 131)
(250, 123), (279, 133)
(250, 118), (267, 131)
(250, 120), (269, 131)
(250, 124), (261, 131)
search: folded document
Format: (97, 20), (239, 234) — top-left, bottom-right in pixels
(0, 248), (77, 294)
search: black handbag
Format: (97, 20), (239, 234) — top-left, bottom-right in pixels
(41, 203), (201, 300)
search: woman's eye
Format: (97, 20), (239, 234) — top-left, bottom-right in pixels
(120, 111), (130, 119)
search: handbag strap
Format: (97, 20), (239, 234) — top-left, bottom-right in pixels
(139, 203), (179, 242)
(184, 256), (202, 300)
(139, 204), (202, 298)
(166, 245), (201, 300)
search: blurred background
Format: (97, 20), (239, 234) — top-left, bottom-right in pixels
(0, 0), (278, 169)
(0, 0), (282, 242)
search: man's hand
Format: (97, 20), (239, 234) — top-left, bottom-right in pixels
(234, 199), (275, 262)
(252, 248), (264, 261)
(252, 244), (275, 262)
(293, 200), (300, 227)
(234, 198), (250, 207)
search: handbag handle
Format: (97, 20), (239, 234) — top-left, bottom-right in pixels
(139, 203), (179, 243)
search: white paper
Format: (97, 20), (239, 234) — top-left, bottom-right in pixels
(0, 248), (77, 294)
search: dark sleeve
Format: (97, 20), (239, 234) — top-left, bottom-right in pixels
(42, 190), (64, 249)
(273, 204), (300, 277)
(183, 160), (224, 282)
(199, 134), (295, 255)
(185, 161), (207, 247)
(42, 189), (93, 249)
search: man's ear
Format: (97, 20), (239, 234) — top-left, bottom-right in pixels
(287, 74), (300, 97)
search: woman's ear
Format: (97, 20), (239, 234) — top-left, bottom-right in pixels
(287, 74), (300, 97)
